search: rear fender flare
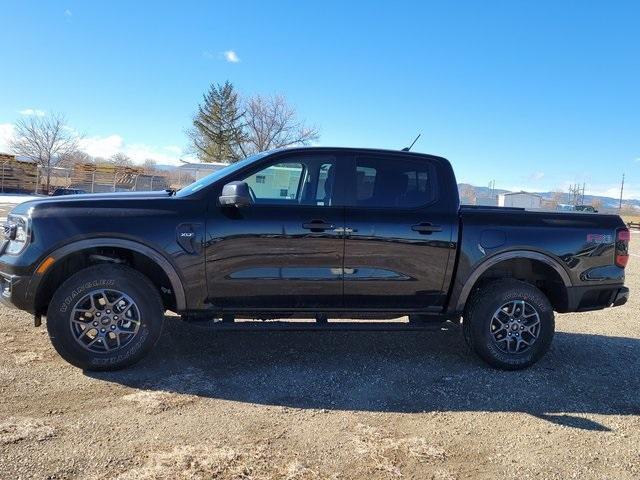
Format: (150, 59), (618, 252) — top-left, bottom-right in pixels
(454, 250), (571, 313)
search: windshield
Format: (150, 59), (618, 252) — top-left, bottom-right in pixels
(175, 152), (270, 197)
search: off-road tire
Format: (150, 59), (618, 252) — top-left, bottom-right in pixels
(463, 279), (555, 370)
(46, 264), (164, 371)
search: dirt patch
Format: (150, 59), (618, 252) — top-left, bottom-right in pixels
(352, 424), (447, 477)
(122, 390), (197, 414)
(116, 444), (321, 480)
(0, 238), (640, 478)
(0, 417), (55, 445)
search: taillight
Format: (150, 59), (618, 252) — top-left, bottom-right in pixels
(615, 228), (630, 268)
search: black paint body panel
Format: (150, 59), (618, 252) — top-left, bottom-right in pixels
(0, 147), (628, 318)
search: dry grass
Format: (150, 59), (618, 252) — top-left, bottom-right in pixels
(621, 214), (640, 225)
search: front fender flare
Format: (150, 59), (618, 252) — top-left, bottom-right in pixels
(28, 238), (187, 311)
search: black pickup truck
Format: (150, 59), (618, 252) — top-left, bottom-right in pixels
(0, 147), (629, 371)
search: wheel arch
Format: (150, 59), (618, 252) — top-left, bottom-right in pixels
(455, 250), (571, 314)
(29, 238), (187, 315)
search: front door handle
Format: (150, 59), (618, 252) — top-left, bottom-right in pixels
(302, 220), (334, 232)
(412, 223), (442, 234)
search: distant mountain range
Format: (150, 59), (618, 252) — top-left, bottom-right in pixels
(457, 183), (640, 210)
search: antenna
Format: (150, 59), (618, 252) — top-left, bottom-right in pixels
(401, 134), (421, 152)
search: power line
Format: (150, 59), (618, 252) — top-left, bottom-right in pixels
(619, 173), (625, 211)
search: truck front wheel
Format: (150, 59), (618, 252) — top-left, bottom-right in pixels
(46, 264), (164, 371)
(463, 279), (555, 370)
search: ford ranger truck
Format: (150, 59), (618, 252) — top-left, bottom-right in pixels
(0, 147), (629, 370)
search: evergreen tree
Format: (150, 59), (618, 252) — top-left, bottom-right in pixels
(190, 81), (245, 163)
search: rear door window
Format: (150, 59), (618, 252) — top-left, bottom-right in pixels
(352, 156), (435, 208)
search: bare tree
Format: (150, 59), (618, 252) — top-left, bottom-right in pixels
(620, 203), (637, 216)
(238, 95), (319, 156)
(549, 190), (564, 209)
(591, 198), (603, 211)
(142, 159), (158, 174)
(110, 152), (133, 168)
(9, 113), (79, 193)
(459, 184), (477, 205)
(58, 149), (92, 168)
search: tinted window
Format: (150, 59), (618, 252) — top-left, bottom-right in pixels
(240, 155), (338, 206)
(353, 156), (435, 208)
(244, 162), (304, 201)
(176, 151), (270, 197)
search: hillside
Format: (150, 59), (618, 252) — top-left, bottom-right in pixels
(457, 184), (639, 210)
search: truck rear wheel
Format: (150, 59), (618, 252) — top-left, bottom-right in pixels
(46, 264), (164, 371)
(463, 279), (555, 370)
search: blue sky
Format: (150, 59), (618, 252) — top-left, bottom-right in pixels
(1, 1), (638, 198)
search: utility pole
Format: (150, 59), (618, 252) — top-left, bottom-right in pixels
(619, 173), (625, 211)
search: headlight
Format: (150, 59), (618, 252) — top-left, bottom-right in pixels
(4, 214), (31, 255)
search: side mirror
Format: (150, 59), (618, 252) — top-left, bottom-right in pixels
(219, 181), (252, 207)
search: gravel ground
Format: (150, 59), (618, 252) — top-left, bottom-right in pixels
(0, 238), (639, 479)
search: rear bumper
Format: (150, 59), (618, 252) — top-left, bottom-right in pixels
(566, 284), (629, 312)
(612, 286), (629, 307)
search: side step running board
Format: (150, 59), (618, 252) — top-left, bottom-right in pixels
(181, 319), (455, 332)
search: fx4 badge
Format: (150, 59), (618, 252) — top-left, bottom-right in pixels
(586, 233), (612, 244)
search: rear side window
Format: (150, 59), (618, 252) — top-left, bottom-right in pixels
(353, 156), (435, 208)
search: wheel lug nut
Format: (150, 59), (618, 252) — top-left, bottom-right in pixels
(113, 315), (118, 320)
(100, 328), (106, 333)
(96, 312), (101, 317)
(93, 322), (98, 326)
(106, 309), (111, 314)
(111, 325), (116, 330)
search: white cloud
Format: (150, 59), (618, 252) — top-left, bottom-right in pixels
(125, 143), (183, 165)
(530, 171), (545, 181)
(223, 50), (240, 63)
(163, 145), (182, 155)
(0, 120), (186, 165)
(79, 134), (124, 158)
(78, 134), (184, 165)
(0, 123), (15, 153)
(19, 108), (46, 117)
(587, 185), (640, 200)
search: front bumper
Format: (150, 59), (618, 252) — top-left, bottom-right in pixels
(0, 271), (31, 312)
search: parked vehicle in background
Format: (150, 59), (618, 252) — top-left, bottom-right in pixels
(575, 205), (598, 213)
(0, 147), (630, 371)
(557, 203), (576, 212)
(51, 188), (87, 196)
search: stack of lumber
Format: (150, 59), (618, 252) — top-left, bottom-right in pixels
(70, 162), (168, 192)
(0, 153), (38, 192)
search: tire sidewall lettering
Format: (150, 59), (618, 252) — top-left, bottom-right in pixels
(59, 279), (116, 313)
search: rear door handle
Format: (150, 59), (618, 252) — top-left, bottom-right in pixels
(412, 223), (442, 234)
(302, 220), (335, 232)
